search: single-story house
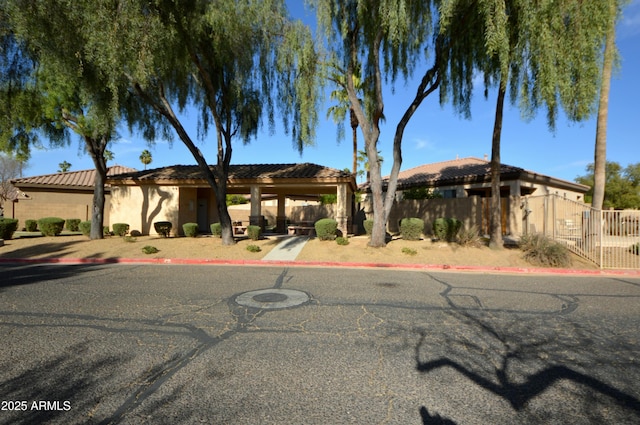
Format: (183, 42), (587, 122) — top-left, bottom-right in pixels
(360, 156), (590, 236)
(106, 163), (357, 236)
(9, 165), (137, 228)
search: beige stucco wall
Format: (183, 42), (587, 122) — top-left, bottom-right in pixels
(110, 185), (180, 236)
(11, 189), (111, 230)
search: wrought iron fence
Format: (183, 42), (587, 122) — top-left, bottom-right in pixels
(523, 194), (640, 269)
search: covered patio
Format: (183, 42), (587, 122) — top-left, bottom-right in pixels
(107, 163), (357, 237)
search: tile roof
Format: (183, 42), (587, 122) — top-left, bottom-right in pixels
(107, 163), (353, 182)
(11, 165), (138, 189)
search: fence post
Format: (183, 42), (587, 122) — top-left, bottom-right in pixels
(599, 209), (603, 269)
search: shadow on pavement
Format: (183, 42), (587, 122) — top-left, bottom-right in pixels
(0, 263), (109, 289)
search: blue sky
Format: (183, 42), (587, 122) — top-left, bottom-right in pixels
(24, 1), (640, 185)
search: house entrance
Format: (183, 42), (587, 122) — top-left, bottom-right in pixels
(197, 198), (208, 232)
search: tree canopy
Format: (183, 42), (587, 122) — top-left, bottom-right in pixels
(576, 162), (640, 209)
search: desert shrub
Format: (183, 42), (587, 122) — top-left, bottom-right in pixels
(401, 247), (417, 256)
(154, 221), (172, 238)
(25, 219), (37, 232)
(38, 217), (65, 236)
(630, 243), (639, 255)
(142, 245), (159, 254)
(363, 219), (374, 236)
(432, 218), (462, 242)
(210, 222), (222, 238)
(0, 218), (19, 240)
(246, 225), (261, 241)
(104, 226), (111, 236)
(65, 218), (81, 232)
(130, 230), (142, 237)
(79, 221), (91, 236)
(457, 225), (484, 247)
(123, 235), (137, 243)
(315, 218), (338, 241)
(400, 217), (424, 240)
(182, 222), (198, 237)
(112, 223), (130, 237)
(519, 233), (571, 267)
(336, 236), (349, 245)
(246, 244), (262, 253)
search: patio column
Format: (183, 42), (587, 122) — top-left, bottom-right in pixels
(336, 183), (348, 236)
(249, 185), (263, 230)
(276, 193), (286, 233)
(509, 180), (522, 237)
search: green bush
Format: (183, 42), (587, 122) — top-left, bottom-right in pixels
(0, 218), (19, 240)
(25, 219), (37, 232)
(104, 226), (111, 236)
(123, 235), (137, 243)
(142, 245), (159, 254)
(401, 247), (418, 256)
(400, 217), (424, 241)
(336, 236), (349, 245)
(246, 225), (261, 241)
(65, 218), (81, 232)
(182, 222), (198, 237)
(79, 221), (92, 236)
(38, 217), (65, 236)
(154, 221), (172, 238)
(112, 223), (130, 237)
(519, 233), (571, 267)
(210, 222), (222, 238)
(432, 218), (462, 242)
(363, 219), (374, 236)
(246, 244), (262, 253)
(315, 218), (338, 241)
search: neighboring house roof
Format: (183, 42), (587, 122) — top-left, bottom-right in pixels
(11, 165), (138, 191)
(108, 163), (356, 188)
(361, 157), (589, 194)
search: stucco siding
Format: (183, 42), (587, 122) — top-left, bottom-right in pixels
(110, 185), (180, 236)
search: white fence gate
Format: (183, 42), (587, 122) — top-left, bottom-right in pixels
(524, 194), (640, 269)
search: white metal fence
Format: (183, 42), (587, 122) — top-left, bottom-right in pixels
(524, 194), (640, 269)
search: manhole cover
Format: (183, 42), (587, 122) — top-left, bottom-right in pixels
(235, 289), (310, 310)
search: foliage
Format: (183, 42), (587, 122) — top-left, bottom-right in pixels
(65, 218), (81, 232)
(0, 154), (27, 205)
(142, 245), (159, 254)
(246, 244), (262, 253)
(0, 218), (18, 239)
(402, 187), (442, 200)
(130, 230), (142, 237)
(123, 235), (137, 243)
(432, 218), (462, 242)
(182, 223), (198, 238)
(246, 225), (261, 241)
(112, 223), (130, 237)
(37, 217), (65, 236)
(153, 221), (172, 238)
(575, 161), (640, 209)
(401, 247), (417, 256)
(58, 161), (71, 173)
(519, 233), (571, 268)
(315, 218), (338, 241)
(336, 236), (349, 245)
(139, 150), (152, 170)
(400, 218), (424, 241)
(457, 225), (484, 248)
(79, 221), (92, 236)
(103, 226), (111, 236)
(210, 223), (222, 238)
(319, 194), (337, 205)
(25, 219), (37, 232)
(226, 195), (248, 206)
(363, 219), (374, 236)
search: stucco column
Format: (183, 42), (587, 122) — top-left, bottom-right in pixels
(336, 183), (348, 236)
(509, 180), (522, 237)
(276, 192), (286, 233)
(249, 185), (263, 230)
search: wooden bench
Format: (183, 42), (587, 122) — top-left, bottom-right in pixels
(287, 225), (315, 237)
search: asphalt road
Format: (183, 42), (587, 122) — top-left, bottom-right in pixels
(0, 263), (639, 424)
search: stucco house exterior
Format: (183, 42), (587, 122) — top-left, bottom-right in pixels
(361, 156), (590, 237)
(107, 163), (357, 236)
(9, 165), (136, 228)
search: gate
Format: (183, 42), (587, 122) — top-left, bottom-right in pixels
(523, 194), (640, 269)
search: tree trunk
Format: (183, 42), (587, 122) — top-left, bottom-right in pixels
(367, 142), (387, 247)
(86, 136), (108, 240)
(489, 83), (506, 249)
(214, 178), (234, 245)
(592, 4), (615, 210)
(350, 108), (358, 175)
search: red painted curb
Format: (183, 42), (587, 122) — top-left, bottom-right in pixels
(1, 256), (639, 276)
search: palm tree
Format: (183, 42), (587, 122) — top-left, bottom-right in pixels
(58, 160), (71, 172)
(139, 149), (152, 170)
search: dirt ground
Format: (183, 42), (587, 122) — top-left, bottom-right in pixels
(0, 232), (598, 269)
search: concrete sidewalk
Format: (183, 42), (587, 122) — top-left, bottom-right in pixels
(261, 236), (310, 261)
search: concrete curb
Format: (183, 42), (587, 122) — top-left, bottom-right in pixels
(1, 256), (639, 277)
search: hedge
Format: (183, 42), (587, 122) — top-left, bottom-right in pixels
(183, 222), (198, 237)
(79, 221), (92, 236)
(400, 217), (424, 241)
(65, 218), (81, 232)
(154, 221), (172, 238)
(38, 217), (65, 236)
(25, 219), (37, 232)
(210, 222), (222, 238)
(315, 218), (338, 241)
(246, 225), (261, 241)
(112, 223), (130, 237)
(0, 218), (19, 240)
(363, 219), (374, 236)
(432, 218), (462, 242)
